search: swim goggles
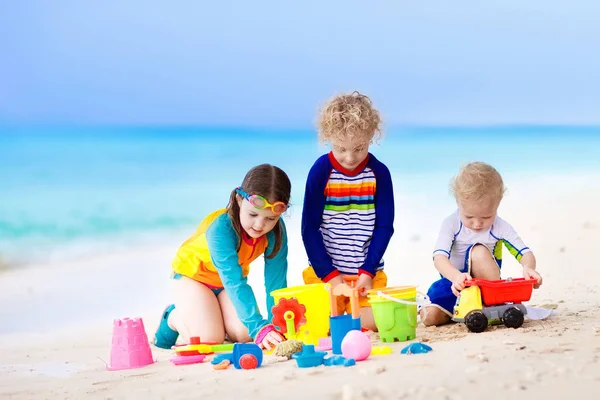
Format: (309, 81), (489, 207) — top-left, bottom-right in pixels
(236, 187), (288, 214)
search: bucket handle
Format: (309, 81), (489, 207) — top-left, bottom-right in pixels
(375, 290), (432, 324)
(375, 290), (430, 308)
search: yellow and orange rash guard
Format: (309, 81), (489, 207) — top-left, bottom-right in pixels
(172, 208), (288, 339)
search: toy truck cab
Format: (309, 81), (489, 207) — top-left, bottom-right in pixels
(452, 278), (536, 332)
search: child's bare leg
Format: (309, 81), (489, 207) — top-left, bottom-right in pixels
(470, 244), (500, 280)
(170, 276), (225, 343)
(359, 307), (377, 332)
(420, 307), (451, 326)
(218, 290), (252, 343)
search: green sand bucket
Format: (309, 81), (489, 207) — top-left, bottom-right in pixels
(367, 286), (419, 343)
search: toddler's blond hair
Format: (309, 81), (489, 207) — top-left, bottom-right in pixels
(317, 91), (382, 145)
(451, 162), (506, 204)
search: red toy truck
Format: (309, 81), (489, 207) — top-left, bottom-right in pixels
(452, 278), (536, 332)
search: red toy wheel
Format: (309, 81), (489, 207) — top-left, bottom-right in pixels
(271, 298), (307, 334)
(239, 354), (258, 370)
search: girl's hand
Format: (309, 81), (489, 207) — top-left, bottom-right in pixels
(259, 330), (285, 351)
(523, 266), (543, 288)
(451, 272), (471, 296)
(356, 274), (374, 297)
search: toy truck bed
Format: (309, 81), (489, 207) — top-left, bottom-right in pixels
(466, 278), (535, 306)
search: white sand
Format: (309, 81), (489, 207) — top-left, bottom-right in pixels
(1, 174), (599, 399)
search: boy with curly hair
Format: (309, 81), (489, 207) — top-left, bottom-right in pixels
(301, 91), (394, 331)
(421, 162), (543, 326)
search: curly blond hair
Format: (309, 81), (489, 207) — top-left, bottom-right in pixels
(451, 162), (506, 204)
(317, 91), (382, 145)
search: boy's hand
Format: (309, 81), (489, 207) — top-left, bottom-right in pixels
(451, 272), (471, 296)
(356, 274), (374, 297)
(523, 266), (543, 288)
(326, 275), (345, 288)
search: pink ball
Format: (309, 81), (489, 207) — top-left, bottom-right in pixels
(341, 330), (372, 361)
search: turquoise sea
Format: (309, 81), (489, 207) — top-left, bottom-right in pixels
(1, 125), (599, 267)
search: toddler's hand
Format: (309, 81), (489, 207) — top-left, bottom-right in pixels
(523, 267), (543, 288)
(451, 272), (471, 296)
(259, 330), (285, 351)
(356, 274), (374, 297)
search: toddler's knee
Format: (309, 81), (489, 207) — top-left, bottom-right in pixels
(470, 244), (492, 262)
(470, 245), (500, 279)
(420, 307), (451, 327)
(420, 309), (435, 327)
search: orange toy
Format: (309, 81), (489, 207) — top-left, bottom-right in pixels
(329, 276), (360, 319)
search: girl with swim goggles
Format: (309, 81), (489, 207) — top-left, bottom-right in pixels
(154, 164), (291, 352)
(235, 187), (289, 215)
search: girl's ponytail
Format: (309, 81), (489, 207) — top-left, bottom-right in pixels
(227, 188), (243, 251)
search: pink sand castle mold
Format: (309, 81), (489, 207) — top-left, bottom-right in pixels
(107, 317), (155, 371)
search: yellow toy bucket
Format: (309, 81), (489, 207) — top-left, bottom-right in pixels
(271, 283), (331, 345)
(367, 286), (418, 342)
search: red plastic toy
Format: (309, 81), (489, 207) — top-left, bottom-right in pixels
(466, 277), (534, 305)
(454, 277), (537, 332)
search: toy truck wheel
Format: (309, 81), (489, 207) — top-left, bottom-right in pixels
(465, 310), (488, 333)
(502, 307), (524, 329)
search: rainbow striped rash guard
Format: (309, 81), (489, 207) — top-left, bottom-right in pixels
(301, 152), (394, 281)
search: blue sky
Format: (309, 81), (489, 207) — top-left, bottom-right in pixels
(1, 1), (599, 127)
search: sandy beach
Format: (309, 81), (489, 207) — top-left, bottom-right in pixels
(1, 174), (599, 399)
(3, 1), (599, 398)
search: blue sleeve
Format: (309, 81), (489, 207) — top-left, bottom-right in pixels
(301, 155), (337, 280)
(206, 215), (269, 339)
(264, 219), (288, 321)
(360, 156), (395, 276)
